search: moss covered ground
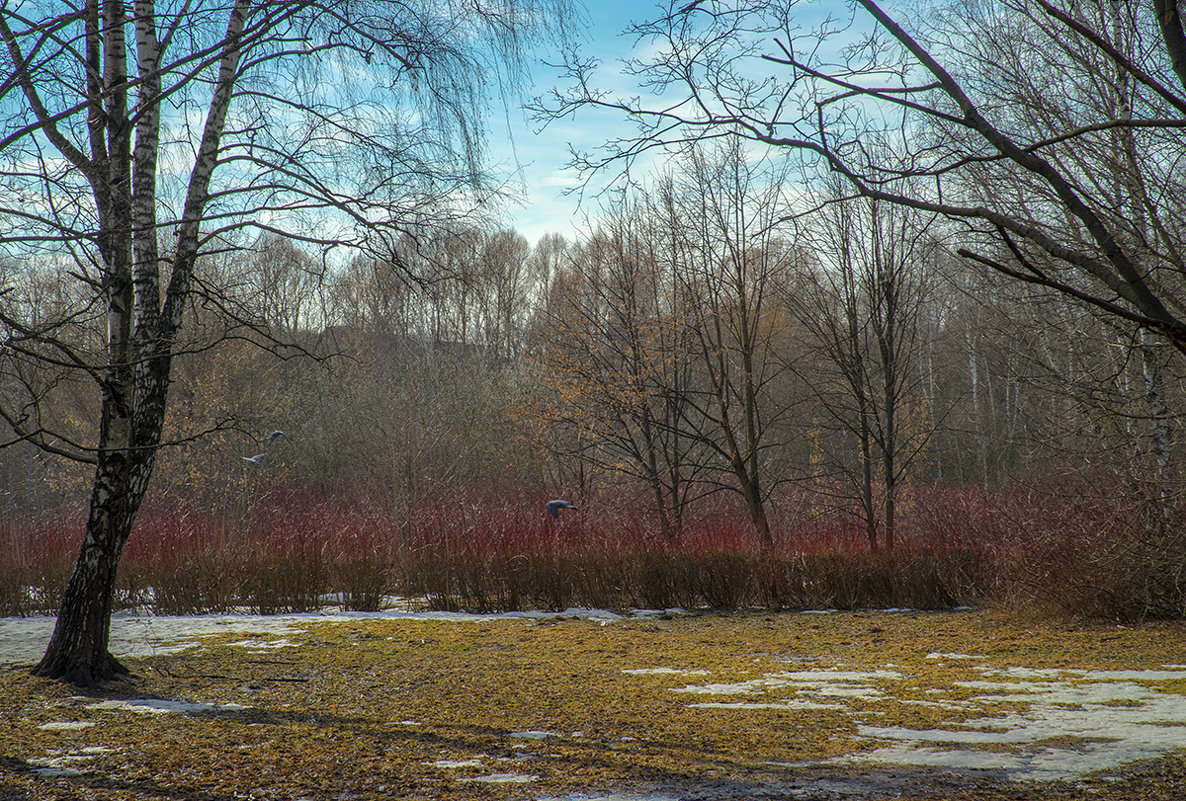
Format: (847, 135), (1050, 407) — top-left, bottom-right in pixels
(3, 608), (1186, 800)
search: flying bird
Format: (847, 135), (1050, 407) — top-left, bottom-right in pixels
(546, 499), (578, 518)
(242, 453), (266, 466)
(267, 429), (288, 446)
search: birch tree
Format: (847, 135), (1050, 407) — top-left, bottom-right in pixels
(0, 0), (570, 684)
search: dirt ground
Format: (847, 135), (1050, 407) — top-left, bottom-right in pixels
(3, 608), (1186, 800)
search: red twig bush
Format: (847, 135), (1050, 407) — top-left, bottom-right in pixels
(4, 479), (1181, 620)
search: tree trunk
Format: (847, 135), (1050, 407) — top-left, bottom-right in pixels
(859, 411), (877, 551)
(884, 447), (896, 553)
(33, 454), (149, 684)
(31, 0), (248, 684)
(1141, 326), (1173, 502)
(740, 471), (772, 542)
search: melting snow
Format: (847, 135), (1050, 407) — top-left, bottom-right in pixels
(689, 700), (845, 710)
(28, 762), (83, 778)
(0, 607), (633, 666)
(28, 747), (115, 778)
(220, 637), (299, 651)
(632, 659), (1186, 782)
(86, 698), (249, 715)
(430, 759), (487, 769)
(8, 609), (1186, 786)
(671, 669), (899, 701)
(38, 721), (96, 731)
(459, 772), (538, 783)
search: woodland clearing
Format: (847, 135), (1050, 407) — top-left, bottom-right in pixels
(3, 608), (1186, 800)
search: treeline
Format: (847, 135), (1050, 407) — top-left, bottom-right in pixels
(2, 141), (1179, 559)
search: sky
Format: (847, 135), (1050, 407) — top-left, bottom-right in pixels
(495, 0), (854, 247)
(496, 0), (664, 245)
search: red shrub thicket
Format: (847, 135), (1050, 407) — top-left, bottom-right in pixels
(2, 479), (1181, 619)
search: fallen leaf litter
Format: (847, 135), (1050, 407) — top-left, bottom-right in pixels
(3, 608), (1186, 800)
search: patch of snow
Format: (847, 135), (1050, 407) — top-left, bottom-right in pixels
(671, 681), (757, 696)
(689, 700), (845, 710)
(982, 667), (1075, 679)
(899, 698), (974, 710)
(459, 772), (538, 783)
(842, 666), (1186, 781)
(38, 721), (95, 731)
(622, 668), (710, 676)
(770, 669), (903, 682)
(27, 747), (114, 778)
(953, 680), (1058, 693)
(86, 698), (249, 715)
(669, 669), (900, 700)
(221, 638), (298, 650)
(29, 763), (83, 778)
(637, 654), (1186, 783)
(1080, 669), (1186, 681)
(842, 741), (1163, 783)
(815, 686), (885, 698)
(510, 730), (559, 739)
(430, 759), (487, 769)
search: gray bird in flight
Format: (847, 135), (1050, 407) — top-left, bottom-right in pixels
(546, 499), (577, 518)
(242, 430), (286, 465)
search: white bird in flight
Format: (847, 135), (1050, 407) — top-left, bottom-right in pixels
(242, 453), (266, 466)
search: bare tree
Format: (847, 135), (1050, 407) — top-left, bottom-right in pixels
(544, 0), (1186, 350)
(656, 141), (801, 542)
(0, 0), (571, 684)
(527, 208), (705, 537)
(527, 232), (570, 302)
(242, 235), (326, 335)
(475, 229), (532, 362)
(793, 187), (938, 551)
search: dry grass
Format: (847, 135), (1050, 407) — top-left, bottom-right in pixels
(3, 609), (1186, 800)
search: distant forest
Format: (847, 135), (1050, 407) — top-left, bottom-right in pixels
(4, 142), (1178, 553)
